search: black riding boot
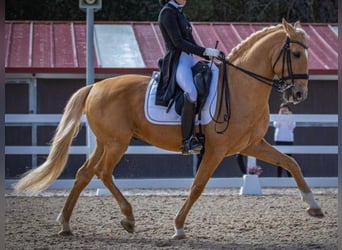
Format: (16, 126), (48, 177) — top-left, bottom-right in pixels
(181, 93), (203, 155)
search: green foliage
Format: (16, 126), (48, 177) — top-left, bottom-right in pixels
(94, 0), (161, 21)
(5, 0), (338, 23)
(6, 0), (84, 20)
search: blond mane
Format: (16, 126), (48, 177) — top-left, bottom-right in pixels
(227, 24), (283, 62)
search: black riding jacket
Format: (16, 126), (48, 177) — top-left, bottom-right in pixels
(155, 3), (206, 106)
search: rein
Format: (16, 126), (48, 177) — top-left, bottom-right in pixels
(210, 36), (309, 134)
(209, 58), (231, 134)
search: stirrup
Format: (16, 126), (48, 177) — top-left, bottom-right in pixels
(182, 136), (203, 155)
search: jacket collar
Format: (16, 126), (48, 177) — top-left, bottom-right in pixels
(167, 1), (183, 12)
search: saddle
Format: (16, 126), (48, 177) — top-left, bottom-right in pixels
(144, 62), (221, 126)
(163, 60), (213, 116)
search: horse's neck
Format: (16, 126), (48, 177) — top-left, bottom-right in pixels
(226, 31), (286, 116)
(230, 30), (285, 79)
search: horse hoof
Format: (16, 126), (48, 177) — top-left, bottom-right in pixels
(58, 230), (73, 236)
(120, 218), (135, 233)
(172, 228), (186, 240)
(307, 208), (324, 217)
(172, 233), (186, 240)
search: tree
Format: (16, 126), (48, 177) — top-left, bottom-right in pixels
(5, 0), (337, 23)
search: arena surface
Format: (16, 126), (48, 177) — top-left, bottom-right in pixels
(5, 188), (337, 249)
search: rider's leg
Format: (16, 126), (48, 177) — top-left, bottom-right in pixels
(176, 52), (197, 102)
(176, 52), (202, 155)
(181, 93), (202, 154)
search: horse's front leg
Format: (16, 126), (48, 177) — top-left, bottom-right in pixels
(173, 150), (225, 240)
(242, 139), (323, 217)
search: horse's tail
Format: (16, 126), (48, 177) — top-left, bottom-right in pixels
(14, 85), (93, 194)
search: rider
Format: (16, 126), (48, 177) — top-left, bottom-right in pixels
(157, 0), (221, 155)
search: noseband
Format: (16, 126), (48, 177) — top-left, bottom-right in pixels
(219, 36), (309, 93)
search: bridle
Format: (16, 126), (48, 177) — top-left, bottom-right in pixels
(271, 36), (309, 93)
(219, 36), (309, 93)
(211, 36), (309, 134)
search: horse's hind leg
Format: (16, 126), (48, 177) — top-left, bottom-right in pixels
(96, 142), (135, 233)
(57, 143), (104, 235)
(242, 139), (323, 217)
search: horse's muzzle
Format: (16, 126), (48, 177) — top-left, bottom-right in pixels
(284, 82), (308, 104)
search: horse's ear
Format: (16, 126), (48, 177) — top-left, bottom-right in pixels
(282, 18), (296, 36)
(294, 21), (302, 29)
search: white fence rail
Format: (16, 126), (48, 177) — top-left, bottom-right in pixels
(4, 114), (339, 155)
(5, 114), (338, 189)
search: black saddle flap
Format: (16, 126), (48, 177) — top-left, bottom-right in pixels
(192, 60), (212, 100)
(174, 60), (212, 116)
(192, 60), (212, 114)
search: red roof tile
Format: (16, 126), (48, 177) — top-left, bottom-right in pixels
(5, 21), (338, 75)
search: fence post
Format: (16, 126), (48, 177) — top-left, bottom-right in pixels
(239, 157), (262, 195)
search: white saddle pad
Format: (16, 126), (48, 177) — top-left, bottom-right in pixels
(144, 64), (219, 125)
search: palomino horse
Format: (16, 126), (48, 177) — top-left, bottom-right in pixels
(14, 19), (323, 240)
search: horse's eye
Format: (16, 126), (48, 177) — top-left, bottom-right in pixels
(292, 51), (301, 58)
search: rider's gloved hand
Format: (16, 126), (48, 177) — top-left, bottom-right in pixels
(203, 48), (221, 59)
(218, 51), (226, 61)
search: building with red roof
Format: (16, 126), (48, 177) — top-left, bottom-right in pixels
(5, 21), (338, 75)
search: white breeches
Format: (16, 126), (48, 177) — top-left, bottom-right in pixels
(176, 52), (198, 103)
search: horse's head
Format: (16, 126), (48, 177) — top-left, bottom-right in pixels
(272, 18), (309, 104)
